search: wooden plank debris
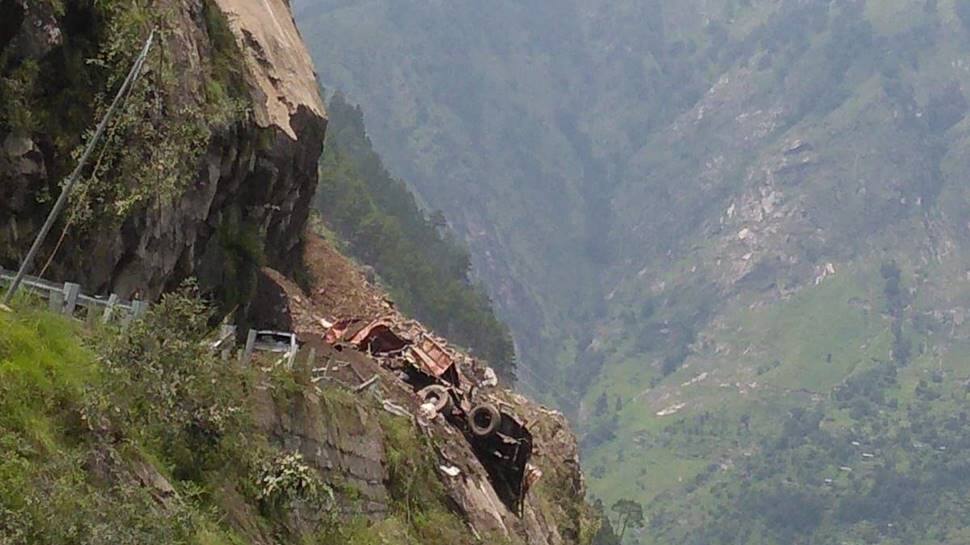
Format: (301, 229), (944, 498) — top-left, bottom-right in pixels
(354, 375), (379, 393)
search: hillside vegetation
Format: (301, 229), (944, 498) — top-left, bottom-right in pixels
(1, 1), (589, 543)
(313, 92), (516, 380)
(0, 0), (245, 234)
(295, 1), (970, 543)
(0, 292), (488, 545)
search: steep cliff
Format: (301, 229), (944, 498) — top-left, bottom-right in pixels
(255, 231), (596, 544)
(0, 234), (596, 545)
(0, 0), (326, 312)
(0, 2), (596, 544)
(253, 349), (594, 545)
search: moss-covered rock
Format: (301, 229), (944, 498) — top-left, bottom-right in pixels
(0, 0), (326, 321)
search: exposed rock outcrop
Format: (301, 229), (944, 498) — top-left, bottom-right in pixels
(0, 0), (326, 306)
(211, 0), (324, 139)
(256, 383), (392, 519)
(253, 230), (596, 544)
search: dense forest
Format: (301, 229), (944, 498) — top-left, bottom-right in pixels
(313, 93), (516, 380)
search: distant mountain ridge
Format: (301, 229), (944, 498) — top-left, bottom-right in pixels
(295, 1), (970, 543)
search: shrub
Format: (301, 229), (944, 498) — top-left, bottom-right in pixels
(257, 451), (334, 514)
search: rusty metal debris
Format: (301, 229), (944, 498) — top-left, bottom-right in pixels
(324, 314), (537, 515)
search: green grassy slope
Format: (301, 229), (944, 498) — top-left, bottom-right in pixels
(576, 4), (970, 542)
(586, 253), (970, 543)
(0, 294), (489, 545)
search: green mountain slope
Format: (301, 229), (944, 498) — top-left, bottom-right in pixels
(313, 92), (516, 379)
(295, 1), (970, 542)
(582, 4), (970, 541)
(293, 0), (606, 401)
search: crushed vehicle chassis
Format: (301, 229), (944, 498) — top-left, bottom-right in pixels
(325, 316), (536, 514)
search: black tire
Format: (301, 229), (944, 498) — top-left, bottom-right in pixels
(418, 385), (452, 413)
(467, 403), (501, 437)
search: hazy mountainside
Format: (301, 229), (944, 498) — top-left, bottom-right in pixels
(313, 92), (516, 380)
(290, 0), (804, 400)
(295, 1), (970, 543)
(293, 0), (607, 400)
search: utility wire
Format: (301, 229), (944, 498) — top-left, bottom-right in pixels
(3, 30), (156, 304)
(37, 41), (147, 280)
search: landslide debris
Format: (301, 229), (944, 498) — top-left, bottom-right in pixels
(253, 229), (597, 544)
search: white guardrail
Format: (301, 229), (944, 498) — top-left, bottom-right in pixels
(0, 266), (299, 365)
(0, 266), (147, 326)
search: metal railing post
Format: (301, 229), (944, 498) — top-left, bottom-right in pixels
(101, 293), (119, 323)
(240, 329), (257, 365)
(62, 282), (80, 316)
(220, 324), (236, 361)
(131, 300), (148, 318)
(48, 289), (65, 313)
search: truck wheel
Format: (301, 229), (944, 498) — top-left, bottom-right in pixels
(467, 403), (501, 437)
(418, 385), (452, 414)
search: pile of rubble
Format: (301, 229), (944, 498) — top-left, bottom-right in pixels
(302, 233), (390, 318)
(322, 312), (536, 514)
(258, 264), (539, 515)
(252, 232), (594, 538)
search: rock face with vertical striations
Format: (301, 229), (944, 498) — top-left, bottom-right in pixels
(0, 0), (326, 310)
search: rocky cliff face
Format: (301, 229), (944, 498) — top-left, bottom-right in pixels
(254, 368), (593, 545)
(1, 3), (597, 543)
(255, 233), (597, 545)
(0, 0), (326, 306)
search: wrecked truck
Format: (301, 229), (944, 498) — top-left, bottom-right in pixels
(325, 316), (536, 514)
